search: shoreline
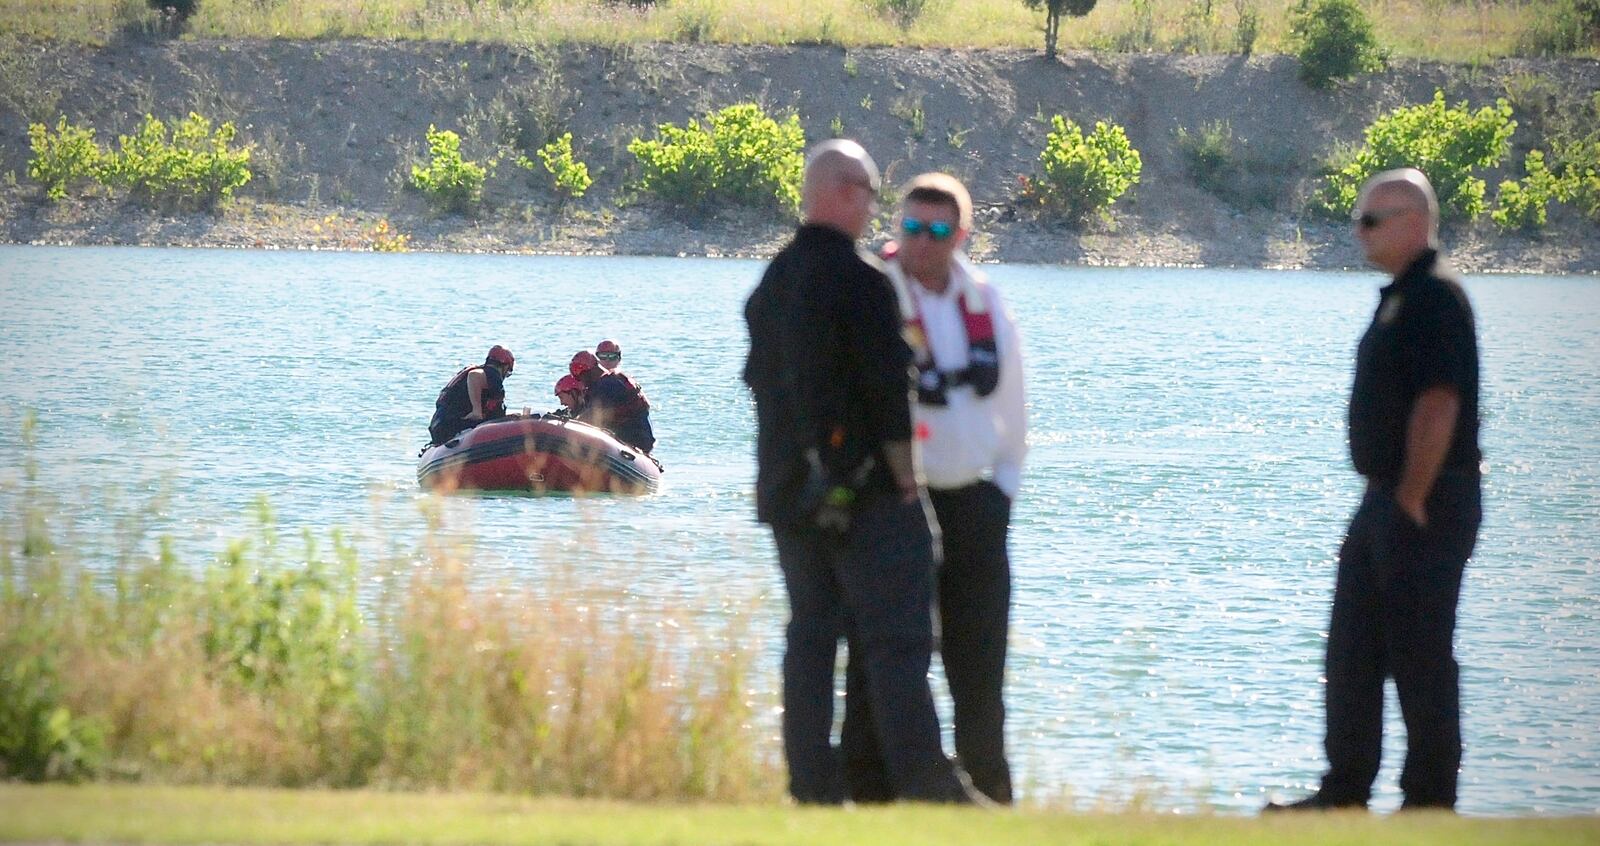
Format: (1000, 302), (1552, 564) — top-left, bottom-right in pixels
(3, 209), (1592, 275)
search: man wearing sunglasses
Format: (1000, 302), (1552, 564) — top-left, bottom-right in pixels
(1268, 168), (1481, 813)
(744, 141), (976, 805)
(842, 173), (1028, 805)
(596, 339), (623, 371)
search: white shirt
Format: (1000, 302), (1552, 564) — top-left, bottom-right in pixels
(887, 255), (1028, 498)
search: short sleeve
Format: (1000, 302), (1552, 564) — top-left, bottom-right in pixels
(1401, 286), (1476, 396)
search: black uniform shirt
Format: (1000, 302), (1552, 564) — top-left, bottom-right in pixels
(744, 224), (914, 526)
(1348, 249), (1481, 485)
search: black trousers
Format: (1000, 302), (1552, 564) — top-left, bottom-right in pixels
(770, 495), (967, 804)
(1320, 482), (1480, 809)
(843, 481), (1013, 804)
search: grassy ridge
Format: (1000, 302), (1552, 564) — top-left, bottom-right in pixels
(0, 0), (1581, 61)
(3, 783), (1599, 845)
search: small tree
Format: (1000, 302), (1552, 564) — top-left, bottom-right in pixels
(410, 125), (486, 215)
(1025, 0), (1099, 59)
(27, 117), (103, 201)
(146, 0), (200, 36)
(1288, 0), (1385, 88)
(1029, 115), (1143, 223)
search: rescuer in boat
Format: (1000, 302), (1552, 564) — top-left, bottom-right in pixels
(553, 374), (586, 418)
(428, 345), (515, 446)
(596, 338), (623, 371)
(570, 349), (655, 454)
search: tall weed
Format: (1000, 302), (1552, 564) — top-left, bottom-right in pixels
(0, 441), (776, 799)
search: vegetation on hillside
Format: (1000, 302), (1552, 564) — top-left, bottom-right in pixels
(0, 0), (1593, 62)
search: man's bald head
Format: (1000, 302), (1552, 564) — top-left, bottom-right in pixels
(802, 140), (881, 239)
(1358, 168), (1439, 236)
(1355, 168), (1441, 274)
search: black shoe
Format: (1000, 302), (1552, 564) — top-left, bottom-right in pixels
(1262, 793), (1368, 813)
(1397, 799), (1456, 814)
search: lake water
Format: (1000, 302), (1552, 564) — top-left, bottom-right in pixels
(0, 245), (1596, 815)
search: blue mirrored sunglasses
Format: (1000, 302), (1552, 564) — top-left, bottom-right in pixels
(901, 217), (955, 241)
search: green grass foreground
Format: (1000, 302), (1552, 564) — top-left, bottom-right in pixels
(2, 784), (1598, 846)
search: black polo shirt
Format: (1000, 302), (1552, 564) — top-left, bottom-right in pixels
(744, 224), (914, 526)
(1348, 249), (1481, 486)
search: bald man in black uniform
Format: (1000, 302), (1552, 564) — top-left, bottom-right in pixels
(1268, 168), (1482, 813)
(744, 140), (973, 805)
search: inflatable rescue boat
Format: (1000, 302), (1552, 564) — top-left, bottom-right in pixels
(417, 415), (662, 494)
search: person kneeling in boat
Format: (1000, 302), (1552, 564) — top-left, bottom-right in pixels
(428, 345), (515, 446)
(552, 374), (586, 419)
(570, 349), (655, 453)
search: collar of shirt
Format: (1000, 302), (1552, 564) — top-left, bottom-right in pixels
(1387, 247), (1440, 293)
(795, 223), (857, 249)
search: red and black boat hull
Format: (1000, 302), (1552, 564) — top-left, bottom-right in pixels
(417, 415), (661, 495)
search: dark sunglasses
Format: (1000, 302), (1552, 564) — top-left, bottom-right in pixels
(901, 217), (955, 241)
(597, 352), (620, 361)
(1354, 207), (1414, 229)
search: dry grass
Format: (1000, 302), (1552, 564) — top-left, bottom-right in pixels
(0, 0), (1584, 61)
(0, 422), (778, 799)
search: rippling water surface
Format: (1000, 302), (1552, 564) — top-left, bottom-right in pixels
(1, 246), (1595, 814)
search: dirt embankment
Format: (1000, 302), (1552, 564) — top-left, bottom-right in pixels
(0, 39), (1597, 271)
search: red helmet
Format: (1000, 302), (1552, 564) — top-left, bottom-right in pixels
(596, 339), (621, 360)
(570, 350), (600, 378)
(485, 345), (515, 374)
(554, 375), (582, 396)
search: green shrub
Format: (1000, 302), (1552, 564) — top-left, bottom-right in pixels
(101, 113), (253, 212)
(1520, 0), (1600, 55)
(1288, 0), (1385, 88)
(0, 564), (107, 782)
(1491, 150), (1571, 230)
(1175, 120), (1291, 209)
(1316, 91), (1516, 220)
(627, 103), (805, 213)
(147, 0), (200, 35)
(27, 117), (103, 201)
(869, 0), (932, 29)
(520, 132), (592, 201)
(1176, 120), (1234, 189)
(146, 0), (199, 21)
(1029, 115), (1142, 223)
(410, 125), (487, 214)
(1553, 137), (1600, 222)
